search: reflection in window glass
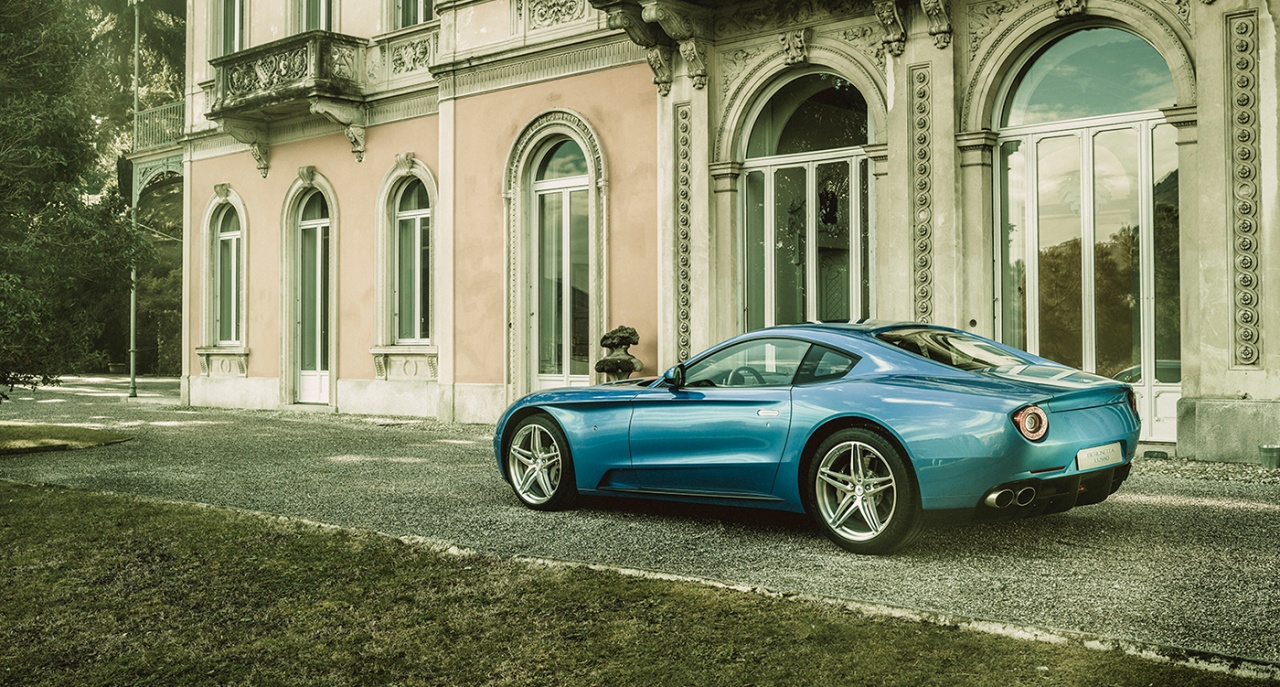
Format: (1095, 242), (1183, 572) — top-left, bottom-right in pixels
(395, 0), (433, 28)
(1152, 123), (1180, 383)
(1036, 135), (1083, 369)
(395, 179), (431, 342)
(1092, 128), (1140, 378)
(537, 140), (587, 180)
(747, 74), (868, 158)
(745, 171), (766, 332)
(685, 339), (811, 388)
(999, 140), (1026, 349)
(774, 167), (806, 325)
(816, 161), (851, 321)
(215, 206), (240, 343)
(537, 192), (563, 375)
(1003, 28), (1176, 127)
(569, 190), (589, 376)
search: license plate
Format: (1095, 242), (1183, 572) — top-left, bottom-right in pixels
(1076, 442), (1124, 471)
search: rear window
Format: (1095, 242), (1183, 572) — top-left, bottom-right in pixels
(877, 328), (1027, 372)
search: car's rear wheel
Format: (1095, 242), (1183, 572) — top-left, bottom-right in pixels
(805, 428), (922, 554)
(506, 414), (578, 511)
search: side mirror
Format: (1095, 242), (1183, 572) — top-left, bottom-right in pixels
(662, 364), (685, 389)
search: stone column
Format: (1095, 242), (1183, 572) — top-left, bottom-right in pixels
(956, 130), (999, 337)
(710, 161), (742, 341)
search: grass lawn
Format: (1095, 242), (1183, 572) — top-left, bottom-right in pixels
(0, 422), (131, 454)
(0, 481), (1271, 687)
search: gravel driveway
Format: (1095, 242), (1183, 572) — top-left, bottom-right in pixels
(3, 378), (1279, 668)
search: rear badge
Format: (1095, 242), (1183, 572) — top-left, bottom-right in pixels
(1076, 442), (1123, 471)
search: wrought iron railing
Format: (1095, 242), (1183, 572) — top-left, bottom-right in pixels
(133, 101), (184, 151)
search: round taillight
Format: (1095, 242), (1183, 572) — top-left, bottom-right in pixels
(1014, 405), (1049, 442)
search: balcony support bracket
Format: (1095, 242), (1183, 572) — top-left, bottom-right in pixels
(310, 98), (367, 163)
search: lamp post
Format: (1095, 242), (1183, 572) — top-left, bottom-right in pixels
(128, 0), (141, 398)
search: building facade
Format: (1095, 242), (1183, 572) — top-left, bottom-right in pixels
(177, 0), (1280, 461)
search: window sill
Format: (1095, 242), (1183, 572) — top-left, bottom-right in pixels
(196, 346), (249, 377)
(370, 345), (438, 381)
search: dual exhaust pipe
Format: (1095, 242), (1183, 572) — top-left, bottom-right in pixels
(984, 486), (1037, 509)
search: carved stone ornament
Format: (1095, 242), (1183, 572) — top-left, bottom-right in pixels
(839, 24), (887, 73)
(298, 165), (316, 185)
(780, 28), (813, 65)
(391, 37), (434, 75)
(1228, 11), (1261, 366)
(679, 38), (709, 89)
(214, 183), (231, 200)
(646, 45), (675, 95)
(920, 0), (953, 48)
(1054, 0), (1086, 17)
(394, 152), (416, 174)
(909, 64), (935, 324)
(873, 0), (907, 57)
(530, 0), (585, 28)
(220, 120), (270, 177)
(309, 98), (367, 162)
(674, 103), (693, 361)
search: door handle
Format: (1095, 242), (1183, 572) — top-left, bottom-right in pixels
(756, 409), (779, 417)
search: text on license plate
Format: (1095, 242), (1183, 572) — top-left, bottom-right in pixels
(1076, 442), (1124, 471)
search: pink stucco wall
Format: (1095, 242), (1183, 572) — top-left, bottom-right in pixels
(452, 62), (659, 385)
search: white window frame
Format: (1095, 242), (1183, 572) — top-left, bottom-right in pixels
(215, 0), (246, 57)
(299, 0), (332, 32)
(530, 145), (591, 389)
(393, 0), (432, 29)
(740, 148), (873, 329)
(213, 204), (243, 345)
(393, 181), (432, 344)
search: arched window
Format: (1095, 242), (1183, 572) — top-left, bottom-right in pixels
(213, 204), (242, 344)
(742, 73), (872, 330)
(394, 179), (431, 342)
(996, 26), (1179, 440)
(531, 138), (590, 389)
(297, 190), (331, 403)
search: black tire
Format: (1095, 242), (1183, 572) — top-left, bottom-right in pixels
(803, 428), (923, 554)
(505, 414), (578, 511)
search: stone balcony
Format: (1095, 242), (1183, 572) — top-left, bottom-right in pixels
(206, 30), (372, 176)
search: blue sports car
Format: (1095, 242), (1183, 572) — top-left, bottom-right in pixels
(494, 322), (1140, 554)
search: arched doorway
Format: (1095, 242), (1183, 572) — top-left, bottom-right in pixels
(530, 138), (591, 390)
(741, 73), (873, 330)
(995, 26), (1180, 440)
(296, 190), (332, 404)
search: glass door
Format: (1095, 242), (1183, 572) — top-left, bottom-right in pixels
(297, 192), (330, 404)
(530, 140), (590, 391)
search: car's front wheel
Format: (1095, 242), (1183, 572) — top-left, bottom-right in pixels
(805, 428), (922, 554)
(506, 414), (578, 511)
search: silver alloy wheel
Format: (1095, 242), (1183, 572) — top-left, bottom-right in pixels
(814, 440), (897, 542)
(508, 423), (563, 505)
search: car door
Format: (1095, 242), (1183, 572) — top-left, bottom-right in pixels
(627, 338), (809, 497)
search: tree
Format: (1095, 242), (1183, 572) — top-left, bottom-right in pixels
(0, 0), (151, 400)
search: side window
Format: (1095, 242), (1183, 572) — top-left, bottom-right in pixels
(394, 0), (433, 28)
(795, 345), (859, 385)
(684, 339), (810, 388)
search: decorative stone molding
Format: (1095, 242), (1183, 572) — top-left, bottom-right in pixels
(719, 45), (770, 93)
(920, 0), (953, 48)
(956, 130), (999, 167)
(391, 36), (434, 75)
(394, 152), (416, 174)
(1054, 0), (1085, 16)
(780, 28), (813, 65)
(1227, 11), (1261, 367)
(309, 98), (366, 162)
(678, 38), (710, 89)
(196, 347), (249, 378)
(837, 24), (888, 73)
(715, 0), (868, 37)
(370, 347), (439, 381)
(298, 165), (317, 185)
(132, 154), (184, 203)
(674, 102), (693, 361)
(219, 120), (270, 177)
(530, 0), (586, 27)
(873, 0), (907, 56)
(966, 0), (1028, 61)
(909, 64), (934, 324)
(646, 45), (676, 95)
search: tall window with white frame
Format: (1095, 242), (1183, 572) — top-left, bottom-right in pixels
(996, 26), (1180, 441)
(213, 204), (242, 345)
(394, 179), (431, 342)
(301, 0), (329, 31)
(531, 139), (590, 391)
(297, 191), (331, 403)
(741, 72), (873, 331)
(394, 0), (432, 28)
(218, 0), (245, 56)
